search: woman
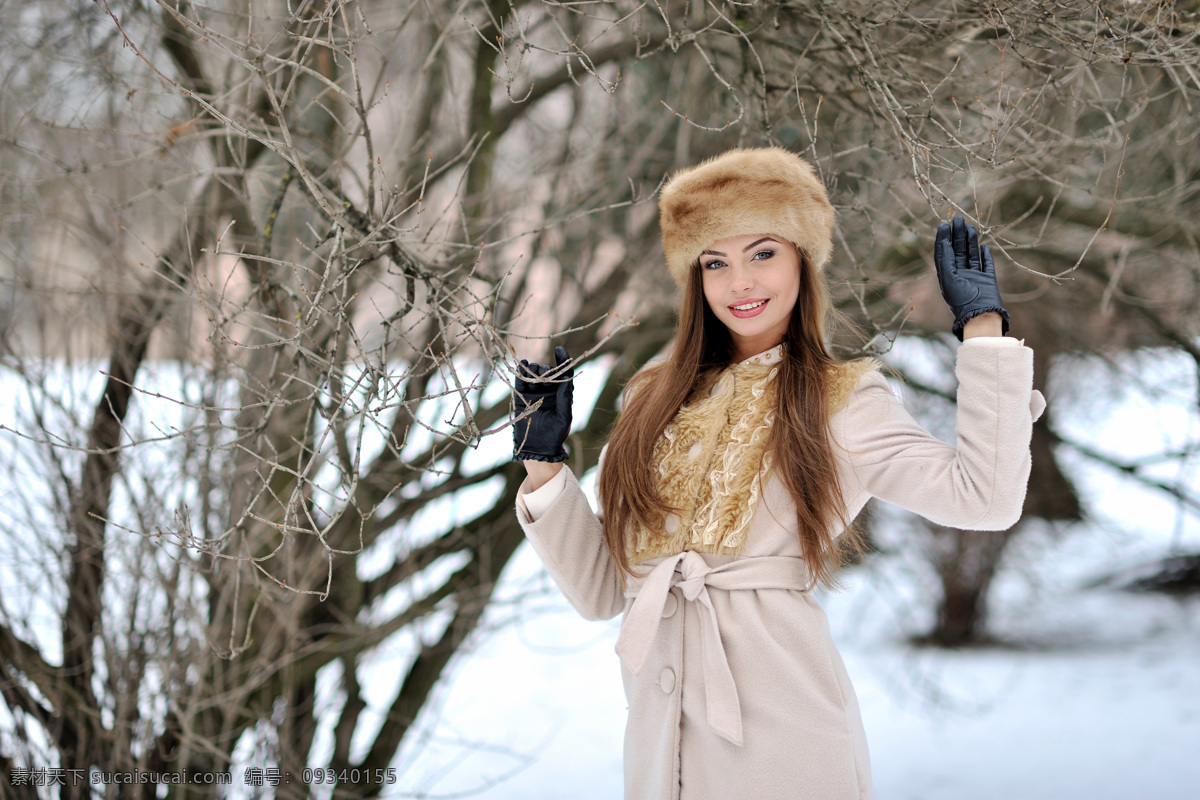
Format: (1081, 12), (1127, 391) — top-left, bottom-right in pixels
(510, 147), (1044, 800)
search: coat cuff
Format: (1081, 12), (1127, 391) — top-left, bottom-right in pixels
(960, 336), (1023, 348)
(517, 466), (569, 521)
(960, 338), (1044, 420)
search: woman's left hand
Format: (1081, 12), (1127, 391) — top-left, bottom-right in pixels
(934, 216), (1011, 340)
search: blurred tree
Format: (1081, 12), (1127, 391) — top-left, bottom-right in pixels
(2, 0), (1200, 796)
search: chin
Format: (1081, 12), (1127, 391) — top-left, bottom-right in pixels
(730, 319), (781, 338)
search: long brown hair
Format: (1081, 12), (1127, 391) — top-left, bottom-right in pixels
(597, 246), (861, 586)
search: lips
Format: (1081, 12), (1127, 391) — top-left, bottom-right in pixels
(728, 299), (768, 319)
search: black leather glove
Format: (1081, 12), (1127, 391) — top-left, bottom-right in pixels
(512, 345), (573, 463)
(934, 216), (1011, 341)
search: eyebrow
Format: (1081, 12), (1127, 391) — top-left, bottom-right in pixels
(700, 237), (778, 257)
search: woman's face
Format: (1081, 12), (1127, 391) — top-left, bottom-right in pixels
(699, 233), (801, 361)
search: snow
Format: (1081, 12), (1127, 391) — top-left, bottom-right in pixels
(840, 533), (1200, 800)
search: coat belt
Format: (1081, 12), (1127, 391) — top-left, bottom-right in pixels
(614, 551), (812, 748)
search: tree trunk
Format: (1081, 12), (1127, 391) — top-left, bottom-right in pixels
(923, 525), (1012, 646)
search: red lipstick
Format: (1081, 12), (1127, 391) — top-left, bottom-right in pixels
(728, 299), (768, 319)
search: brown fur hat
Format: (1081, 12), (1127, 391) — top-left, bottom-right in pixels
(658, 147), (835, 286)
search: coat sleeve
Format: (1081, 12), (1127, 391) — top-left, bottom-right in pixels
(515, 453), (625, 621)
(834, 339), (1045, 531)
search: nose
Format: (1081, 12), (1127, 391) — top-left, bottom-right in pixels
(729, 262), (754, 293)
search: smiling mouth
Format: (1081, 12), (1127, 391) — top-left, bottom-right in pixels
(729, 299), (767, 319)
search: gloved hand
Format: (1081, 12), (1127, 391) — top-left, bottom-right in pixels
(512, 345), (573, 463)
(934, 216), (1011, 341)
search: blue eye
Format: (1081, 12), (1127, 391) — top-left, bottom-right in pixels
(752, 249), (775, 261)
(701, 259), (726, 271)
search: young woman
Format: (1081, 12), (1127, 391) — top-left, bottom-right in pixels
(510, 147), (1044, 800)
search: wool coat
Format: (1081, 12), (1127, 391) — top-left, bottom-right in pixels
(515, 339), (1045, 800)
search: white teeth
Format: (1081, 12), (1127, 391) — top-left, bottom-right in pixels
(732, 300), (765, 311)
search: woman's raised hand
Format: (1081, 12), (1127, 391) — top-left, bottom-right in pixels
(513, 345), (574, 463)
(934, 216), (1011, 340)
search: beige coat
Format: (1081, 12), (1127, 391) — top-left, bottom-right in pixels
(515, 340), (1045, 800)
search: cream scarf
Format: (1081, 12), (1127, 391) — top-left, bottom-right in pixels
(630, 348), (877, 564)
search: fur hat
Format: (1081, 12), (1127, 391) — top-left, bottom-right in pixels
(658, 147), (835, 286)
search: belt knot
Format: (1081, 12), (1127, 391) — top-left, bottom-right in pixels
(676, 550), (712, 601)
(613, 551), (810, 747)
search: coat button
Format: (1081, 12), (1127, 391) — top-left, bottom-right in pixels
(660, 668), (675, 693)
(661, 593), (678, 618)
